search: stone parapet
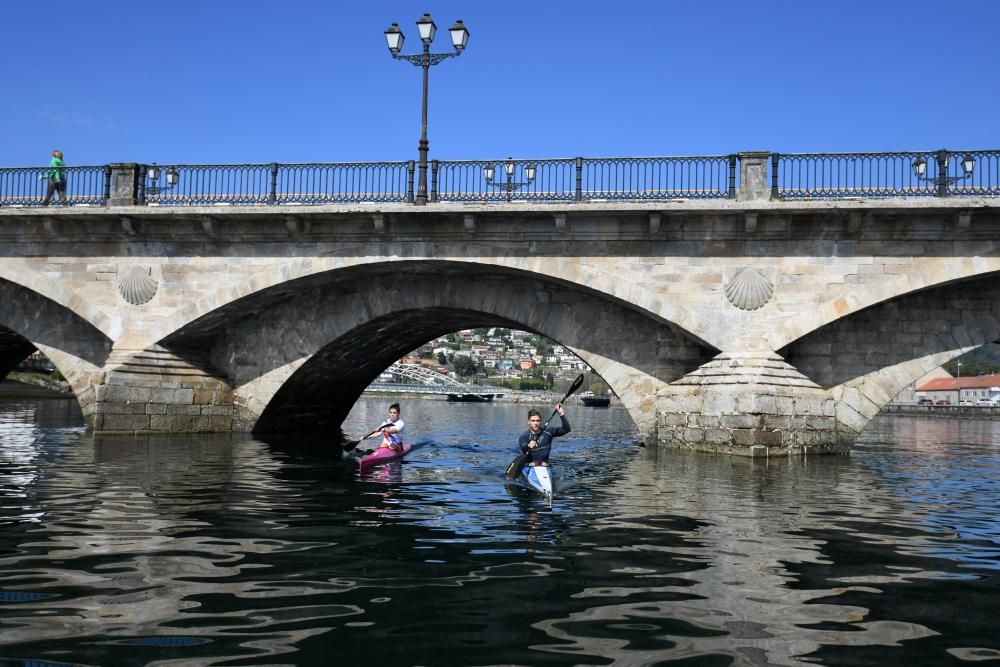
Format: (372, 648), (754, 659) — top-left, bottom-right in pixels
(107, 163), (140, 207)
(737, 151), (771, 202)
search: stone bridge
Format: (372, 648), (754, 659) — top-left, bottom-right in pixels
(1, 179), (998, 455)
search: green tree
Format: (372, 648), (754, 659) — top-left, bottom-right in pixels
(453, 356), (479, 377)
(534, 338), (554, 356)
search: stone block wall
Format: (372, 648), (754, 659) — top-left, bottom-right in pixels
(657, 352), (851, 456)
(90, 348), (237, 435)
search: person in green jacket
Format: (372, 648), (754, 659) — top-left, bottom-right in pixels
(42, 150), (66, 206)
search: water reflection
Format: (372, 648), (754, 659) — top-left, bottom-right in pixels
(528, 451), (942, 665)
(0, 399), (997, 665)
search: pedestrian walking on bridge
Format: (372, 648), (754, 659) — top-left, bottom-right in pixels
(42, 150), (67, 206)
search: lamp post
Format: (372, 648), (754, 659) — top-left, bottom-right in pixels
(912, 150), (976, 197)
(485, 158), (536, 202)
(144, 164), (180, 197)
(957, 359), (963, 403)
(385, 13), (470, 206)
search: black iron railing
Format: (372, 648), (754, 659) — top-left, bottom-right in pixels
(949, 150), (1000, 197)
(433, 155), (736, 202)
(773, 150), (1000, 199)
(0, 151), (997, 208)
(581, 155), (735, 201)
(142, 162), (413, 206)
(0, 166), (109, 207)
(433, 158), (578, 202)
(276, 162), (412, 205)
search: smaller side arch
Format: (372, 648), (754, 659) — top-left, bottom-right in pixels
(0, 278), (113, 421)
(780, 272), (1000, 435)
(769, 257), (1000, 352)
(0, 325), (36, 380)
(0, 264), (120, 341)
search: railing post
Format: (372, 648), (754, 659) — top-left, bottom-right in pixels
(737, 151), (771, 201)
(103, 165), (112, 206)
(430, 159), (439, 203)
(575, 157), (583, 202)
(936, 149), (949, 197)
(269, 162), (278, 204)
(406, 160), (416, 203)
(138, 164), (147, 205)
(770, 153), (780, 200)
(728, 154), (737, 199)
(107, 163), (141, 207)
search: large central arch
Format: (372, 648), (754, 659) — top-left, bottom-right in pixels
(159, 260), (717, 440)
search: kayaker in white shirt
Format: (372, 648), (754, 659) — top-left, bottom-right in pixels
(367, 403), (405, 452)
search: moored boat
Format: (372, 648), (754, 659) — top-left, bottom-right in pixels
(447, 392), (503, 402)
(581, 396), (611, 407)
(447, 393), (491, 402)
(359, 444), (412, 471)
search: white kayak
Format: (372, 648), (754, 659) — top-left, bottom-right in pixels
(521, 465), (554, 498)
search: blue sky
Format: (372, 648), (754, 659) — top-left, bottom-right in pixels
(4, 0), (998, 166)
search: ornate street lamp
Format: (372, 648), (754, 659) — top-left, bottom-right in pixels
(384, 13), (470, 206)
(484, 158), (537, 202)
(144, 164), (179, 196)
(912, 150), (976, 196)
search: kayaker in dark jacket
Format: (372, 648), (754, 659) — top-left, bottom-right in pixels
(518, 403), (570, 467)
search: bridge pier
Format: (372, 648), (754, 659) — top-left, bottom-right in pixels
(89, 347), (242, 435)
(657, 352), (854, 456)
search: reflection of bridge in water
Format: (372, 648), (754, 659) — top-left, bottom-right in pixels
(363, 362), (505, 401)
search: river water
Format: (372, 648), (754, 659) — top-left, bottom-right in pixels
(0, 394), (999, 666)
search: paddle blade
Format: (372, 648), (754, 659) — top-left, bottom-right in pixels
(505, 452), (530, 480)
(344, 425), (385, 452)
(563, 373), (585, 401)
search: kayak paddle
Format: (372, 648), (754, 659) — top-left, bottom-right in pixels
(505, 373), (585, 480)
(343, 425), (385, 452)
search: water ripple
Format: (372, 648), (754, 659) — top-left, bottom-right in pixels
(0, 399), (998, 665)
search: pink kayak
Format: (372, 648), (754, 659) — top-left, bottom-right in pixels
(359, 444), (412, 471)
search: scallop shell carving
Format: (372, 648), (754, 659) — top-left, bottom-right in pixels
(117, 266), (158, 305)
(724, 266), (773, 311)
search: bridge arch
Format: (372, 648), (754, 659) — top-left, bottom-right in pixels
(159, 260), (718, 441)
(149, 252), (721, 353)
(778, 271), (1000, 433)
(0, 264), (120, 341)
(769, 256), (1000, 352)
(0, 277), (113, 416)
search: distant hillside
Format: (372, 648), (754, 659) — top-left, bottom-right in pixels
(946, 343), (1000, 376)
